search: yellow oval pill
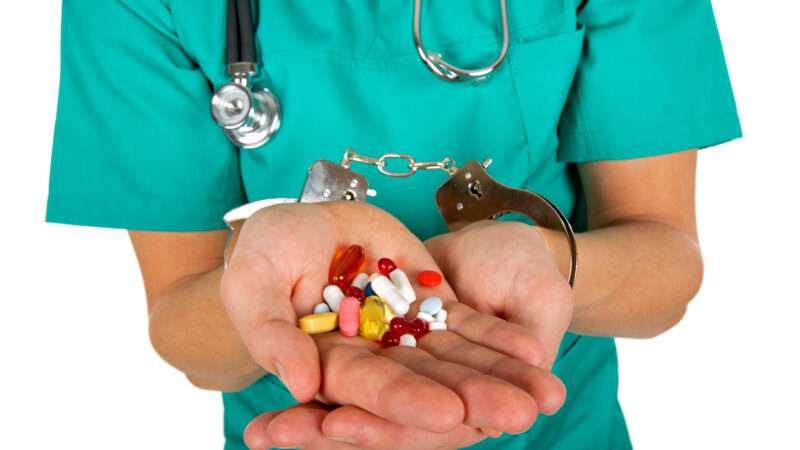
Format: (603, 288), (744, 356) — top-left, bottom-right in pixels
(360, 296), (387, 341)
(299, 312), (338, 334)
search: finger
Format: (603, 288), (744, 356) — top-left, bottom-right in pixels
(480, 428), (503, 438)
(381, 346), (539, 434)
(419, 330), (567, 415)
(430, 300), (547, 368)
(264, 405), (329, 449)
(221, 250), (320, 402)
(244, 403), (362, 450)
(402, 257), (548, 367)
(322, 405), (485, 450)
(221, 205), (345, 402)
(242, 410), (284, 450)
(306, 440), (362, 450)
(316, 334), (465, 433)
(508, 280), (574, 368)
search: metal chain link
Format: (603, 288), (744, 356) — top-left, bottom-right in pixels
(340, 148), (458, 178)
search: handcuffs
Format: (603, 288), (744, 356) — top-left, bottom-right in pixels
(223, 149), (578, 287)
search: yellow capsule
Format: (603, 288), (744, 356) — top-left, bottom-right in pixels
(360, 296), (387, 341)
(299, 312), (338, 334)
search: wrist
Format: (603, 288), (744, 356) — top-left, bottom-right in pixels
(534, 226), (573, 283)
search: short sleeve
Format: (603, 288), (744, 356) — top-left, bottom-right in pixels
(46, 0), (244, 231)
(558, 0), (742, 162)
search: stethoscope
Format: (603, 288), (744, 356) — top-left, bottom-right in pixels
(211, 0), (510, 149)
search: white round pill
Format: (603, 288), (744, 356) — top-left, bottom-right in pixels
(429, 322), (447, 331)
(399, 334), (417, 347)
(313, 303), (331, 314)
(416, 312), (435, 323)
(434, 309), (447, 323)
(419, 297), (443, 315)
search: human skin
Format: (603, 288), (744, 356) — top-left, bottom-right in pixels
(132, 150), (701, 449)
(135, 201), (566, 445)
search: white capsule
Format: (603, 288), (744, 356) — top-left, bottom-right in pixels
(313, 303), (331, 314)
(370, 274), (394, 294)
(385, 294), (410, 316)
(399, 334), (417, 347)
(416, 312), (435, 323)
(429, 322), (447, 331)
(419, 297), (443, 315)
(389, 269), (416, 303)
(351, 273), (369, 289)
(368, 273), (381, 282)
(383, 302), (396, 323)
(434, 309), (448, 323)
(371, 275), (410, 315)
(322, 284), (345, 312)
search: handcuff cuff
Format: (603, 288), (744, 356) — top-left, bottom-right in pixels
(223, 149), (578, 287)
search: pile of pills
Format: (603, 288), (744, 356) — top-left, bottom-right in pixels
(297, 244), (448, 348)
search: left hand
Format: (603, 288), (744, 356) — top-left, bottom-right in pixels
(425, 220), (574, 372)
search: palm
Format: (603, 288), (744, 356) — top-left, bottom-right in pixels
(226, 202), (567, 448)
(426, 220), (574, 369)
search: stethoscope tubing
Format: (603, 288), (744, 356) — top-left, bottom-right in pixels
(413, 0), (510, 82)
(226, 0), (257, 65)
(213, 0), (512, 148)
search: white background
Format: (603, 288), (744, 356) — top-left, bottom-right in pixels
(1, 2), (797, 449)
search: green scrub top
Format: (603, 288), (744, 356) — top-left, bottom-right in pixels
(47, 1), (741, 449)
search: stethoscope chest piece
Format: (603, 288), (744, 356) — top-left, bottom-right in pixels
(212, 81), (281, 149)
(212, 1), (282, 149)
(211, 83), (252, 129)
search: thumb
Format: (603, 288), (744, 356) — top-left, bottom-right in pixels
(221, 251), (320, 402)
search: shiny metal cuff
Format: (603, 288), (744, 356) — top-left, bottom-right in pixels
(435, 161), (577, 287)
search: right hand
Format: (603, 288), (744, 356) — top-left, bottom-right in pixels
(220, 201), (565, 446)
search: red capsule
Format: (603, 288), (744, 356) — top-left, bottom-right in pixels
(409, 318), (429, 338)
(330, 245), (366, 290)
(378, 257), (397, 276)
(389, 317), (410, 335)
(380, 331), (401, 347)
(346, 285), (365, 302)
(417, 270), (442, 287)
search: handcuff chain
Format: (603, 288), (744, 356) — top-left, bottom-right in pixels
(341, 148), (457, 178)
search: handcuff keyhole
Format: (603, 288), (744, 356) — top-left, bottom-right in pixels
(468, 180), (483, 198)
(342, 190), (358, 201)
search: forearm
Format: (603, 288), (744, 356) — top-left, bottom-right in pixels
(541, 220), (702, 338)
(148, 267), (265, 391)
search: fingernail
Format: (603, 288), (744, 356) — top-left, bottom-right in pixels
(275, 361), (290, 389)
(329, 436), (358, 445)
(480, 428), (503, 438)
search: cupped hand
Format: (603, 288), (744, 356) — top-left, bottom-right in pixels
(242, 324), (564, 450)
(426, 220), (575, 371)
(220, 202), (564, 448)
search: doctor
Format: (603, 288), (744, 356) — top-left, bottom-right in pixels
(47, 1), (740, 449)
